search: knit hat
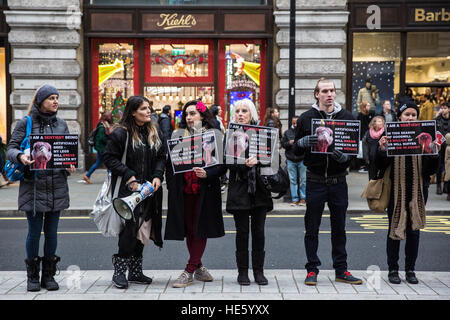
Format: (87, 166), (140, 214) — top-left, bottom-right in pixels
(35, 84), (59, 106)
(397, 101), (420, 119)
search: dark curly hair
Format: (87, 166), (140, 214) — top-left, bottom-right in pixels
(178, 100), (216, 130)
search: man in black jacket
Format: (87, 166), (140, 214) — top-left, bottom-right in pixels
(294, 78), (363, 286)
(282, 116), (306, 206)
(158, 105), (174, 142)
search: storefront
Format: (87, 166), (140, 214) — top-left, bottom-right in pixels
(347, 0), (450, 115)
(0, 1), (9, 143)
(84, 1), (273, 135)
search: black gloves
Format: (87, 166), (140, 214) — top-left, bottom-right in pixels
(331, 149), (350, 163)
(297, 135), (318, 148)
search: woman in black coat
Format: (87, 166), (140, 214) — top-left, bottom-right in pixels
(226, 98), (273, 286)
(7, 84), (75, 292)
(376, 102), (440, 285)
(362, 116), (386, 180)
(103, 96), (166, 289)
(165, 100), (225, 288)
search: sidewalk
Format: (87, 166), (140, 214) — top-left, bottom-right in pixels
(1, 269), (449, 300)
(0, 169), (449, 216)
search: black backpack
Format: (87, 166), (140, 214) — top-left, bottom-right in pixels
(88, 124), (101, 147)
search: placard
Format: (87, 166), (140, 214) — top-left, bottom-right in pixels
(29, 134), (78, 170)
(311, 119), (360, 155)
(224, 123), (278, 164)
(385, 120), (437, 156)
(167, 130), (219, 174)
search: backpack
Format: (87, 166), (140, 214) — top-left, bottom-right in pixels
(4, 116), (32, 182)
(88, 124), (100, 147)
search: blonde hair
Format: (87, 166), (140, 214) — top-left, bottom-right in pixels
(314, 77), (336, 102)
(26, 85), (46, 115)
(369, 115), (385, 129)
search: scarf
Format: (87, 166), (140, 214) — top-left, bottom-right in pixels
(369, 127), (384, 140)
(390, 156), (426, 240)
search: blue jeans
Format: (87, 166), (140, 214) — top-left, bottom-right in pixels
(286, 160), (306, 202)
(86, 151), (103, 178)
(26, 211), (60, 259)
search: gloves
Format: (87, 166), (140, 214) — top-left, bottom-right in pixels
(297, 135), (318, 148)
(331, 149), (350, 164)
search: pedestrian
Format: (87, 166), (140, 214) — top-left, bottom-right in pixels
(103, 95), (166, 289)
(226, 98), (273, 286)
(434, 103), (449, 195)
(282, 115), (306, 206)
(0, 135), (11, 187)
(165, 100), (225, 288)
(379, 100), (397, 123)
(83, 111), (113, 184)
(357, 101), (375, 172)
(158, 104), (174, 142)
(149, 100), (159, 123)
(294, 78), (363, 286)
(418, 94), (435, 121)
(362, 115), (386, 180)
(263, 107), (282, 142)
(6, 84), (75, 292)
(376, 101), (440, 285)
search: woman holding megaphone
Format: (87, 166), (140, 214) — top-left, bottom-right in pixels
(103, 96), (166, 289)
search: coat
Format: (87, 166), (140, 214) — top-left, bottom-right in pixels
(164, 129), (226, 241)
(445, 133), (450, 182)
(6, 104), (70, 213)
(282, 127), (303, 162)
(103, 126), (166, 247)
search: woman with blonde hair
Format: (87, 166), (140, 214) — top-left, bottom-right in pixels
(7, 84), (75, 292)
(103, 95), (166, 289)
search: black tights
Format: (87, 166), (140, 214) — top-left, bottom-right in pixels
(233, 207), (267, 253)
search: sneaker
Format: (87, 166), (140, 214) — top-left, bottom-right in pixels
(298, 200), (306, 206)
(335, 271), (363, 284)
(194, 266), (213, 282)
(358, 168), (367, 173)
(388, 271), (401, 284)
(405, 271), (418, 284)
(172, 271), (194, 288)
(83, 175), (92, 184)
(304, 271), (317, 286)
(290, 201), (298, 206)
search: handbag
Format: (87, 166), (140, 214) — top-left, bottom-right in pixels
(4, 116), (32, 182)
(261, 165), (290, 199)
(90, 132), (128, 237)
(361, 165), (391, 213)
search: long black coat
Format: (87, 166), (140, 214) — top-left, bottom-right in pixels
(103, 126), (166, 247)
(164, 154), (226, 241)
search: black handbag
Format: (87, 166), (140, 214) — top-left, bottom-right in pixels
(261, 166), (289, 199)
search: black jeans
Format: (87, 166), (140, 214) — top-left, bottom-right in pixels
(233, 207), (267, 253)
(386, 184), (429, 272)
(304, 180), (348, 275)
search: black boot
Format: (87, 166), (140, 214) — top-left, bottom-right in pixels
(25, 257), (41, 292)
(41, 255), (60, 291)
(112, 254), (129, 289)
(236, 251), (250, 286)
(127, 255), (152, 285)
(437, 183), (443, 195)
(252, 250), (268, 285)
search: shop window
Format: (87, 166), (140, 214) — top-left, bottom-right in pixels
(90, 0), (267, 5)
(0, 47), (6, 142)
(219, 42), (264, 124)
(352, 33), (401, 115)
(406, 32), (450, 84)
(92, 40), (140, 128)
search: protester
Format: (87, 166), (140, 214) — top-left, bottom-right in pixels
(103, 95), (166, 289)
(444, 132), (450, 201)
(294, 78), (362, 286)
(282, 116), (306, 206)
(357, 101), (375, 173)
(226, 98), (273, 286)
(83, 111), (113, 184)
(379, 100), (397, 123)
(6, 84), (75, 292)
(434, 103), (449, 195)
(362, 116), (386, 180)
(376, 101), (440, 284)
(158, 104), (174, 142)
(165, 100), (225, 288)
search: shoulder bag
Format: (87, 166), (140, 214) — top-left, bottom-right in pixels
(361, 165), (391, 213)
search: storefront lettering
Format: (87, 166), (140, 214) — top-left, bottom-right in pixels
(157, 13), (197, 30)
(415, 8), (450, 22)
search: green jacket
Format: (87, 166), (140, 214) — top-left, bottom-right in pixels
(95, 123), (108, 153)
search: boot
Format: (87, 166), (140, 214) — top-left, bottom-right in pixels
(252, 250), (268, 285)
(41, 255), (60, 291)
(112, 254), (129, 289)
(25, 257), (41, 292)
(436, 183), (442, 195)
(236, 251), (250, 286)
(127, 255), (152, 285)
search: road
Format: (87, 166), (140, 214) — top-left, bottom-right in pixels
(0, 213), (449, 272)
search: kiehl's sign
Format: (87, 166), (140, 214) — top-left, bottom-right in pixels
(142, 13), (214, 32)
(410, 7), (450, 24)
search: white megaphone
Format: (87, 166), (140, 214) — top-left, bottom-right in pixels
(113, 181), (154, 220)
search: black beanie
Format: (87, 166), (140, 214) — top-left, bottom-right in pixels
(397, 101), (420, 119)
(35, 84), (59, 106)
